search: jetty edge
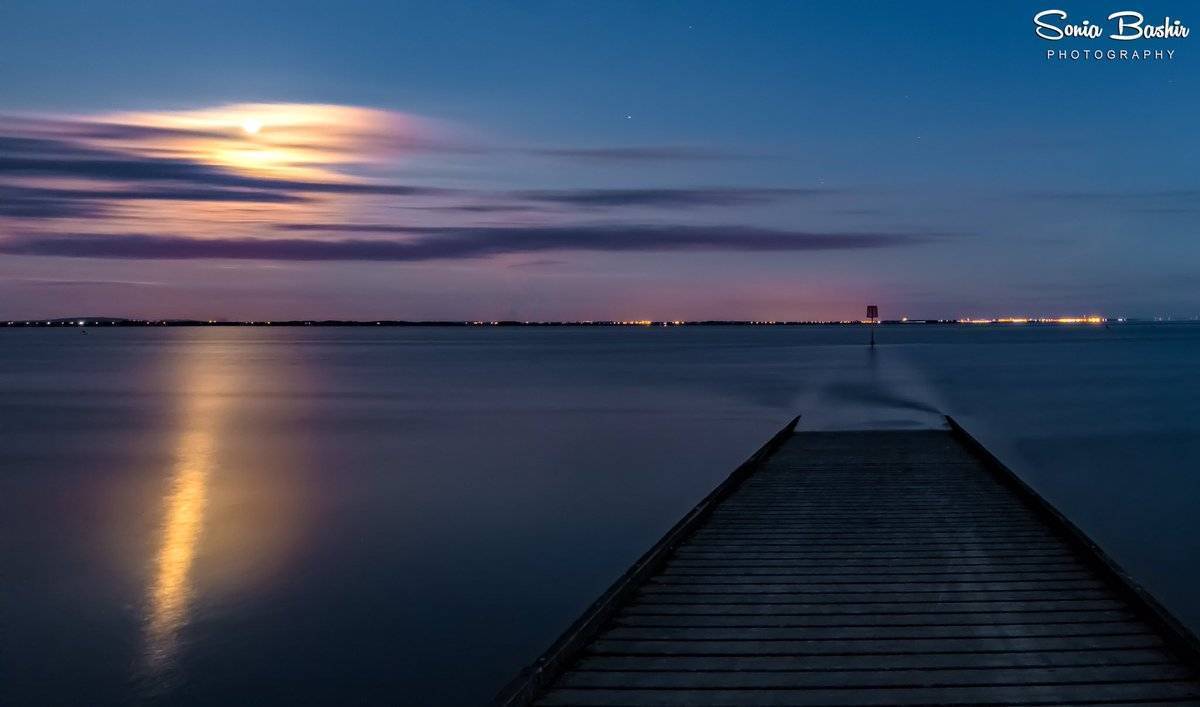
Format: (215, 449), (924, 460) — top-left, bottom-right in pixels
(946, 416), (1200, 667)
(495, 416), (801, 706)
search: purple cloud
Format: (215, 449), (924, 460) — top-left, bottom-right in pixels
(521, 146), (752, 162)
(0, 226), (933, 262)
(514, 187), (833, 208)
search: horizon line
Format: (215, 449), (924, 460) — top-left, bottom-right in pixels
(8, 315), (1196, 328)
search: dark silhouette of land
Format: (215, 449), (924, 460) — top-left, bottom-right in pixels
(4, 317), (1158, 328)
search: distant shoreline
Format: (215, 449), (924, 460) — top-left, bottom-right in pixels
(7, 317), (1193, 328)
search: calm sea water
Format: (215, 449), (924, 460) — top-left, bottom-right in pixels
(2, 325), (1198, 705)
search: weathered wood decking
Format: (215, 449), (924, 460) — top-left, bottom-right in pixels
(498, 417), (1200, 706)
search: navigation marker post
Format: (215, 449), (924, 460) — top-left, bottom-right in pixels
(867, 304), (878, 347)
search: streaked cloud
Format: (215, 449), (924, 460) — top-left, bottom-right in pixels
(5, 276), (166, 288)
(0, 183), (306, 220)
(5, 104), (455, 180)
(0, 226), (931, 261)
(1026, 188), (1200, 201)
(514, 187), (832, 208)
(520, 146), (752, 162)
(0, 135), (453, 196)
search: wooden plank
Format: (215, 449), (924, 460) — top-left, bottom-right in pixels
(556, 663), (1198, 689)
(536, 682), (1200, 706)
(612, 610), (1138, 627)
(664, 559), (1085, 569)
(670, 549), (1079, 560)
(675, 541), (1073, 550)
(623, 599), (1130, 615)
(586, 634), (1167, 656)
(598, 622), (1152, 640)
(658, 566), (1092, 575)
(689, 531), (1055, 539)
(648, 572), (1097, 583)
(574, 648), (1178, 671)
(634, 589), (1119, 604)
(639, 581), (1109, 593)
(701, 520), (1046, 527)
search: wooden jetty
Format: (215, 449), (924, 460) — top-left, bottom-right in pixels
(497, 416), (1200, 706)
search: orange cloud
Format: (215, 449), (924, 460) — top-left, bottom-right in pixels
(91, 103), (450, 181)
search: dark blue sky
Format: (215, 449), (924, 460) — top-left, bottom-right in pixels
(1, 1), (1196, 320)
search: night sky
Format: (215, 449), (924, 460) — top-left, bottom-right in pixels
(1, 1), (1196, 321)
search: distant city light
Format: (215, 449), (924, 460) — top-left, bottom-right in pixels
(957, 315), (1105, 324)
